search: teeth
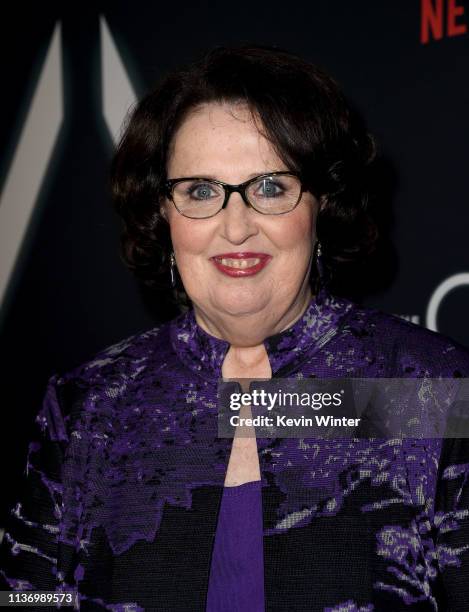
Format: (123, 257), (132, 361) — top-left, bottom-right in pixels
(219, 258), (261, 268)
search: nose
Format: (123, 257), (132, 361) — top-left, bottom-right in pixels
(220, 190), (259, 244)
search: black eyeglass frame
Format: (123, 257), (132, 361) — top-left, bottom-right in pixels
(164, 171), (306, 218)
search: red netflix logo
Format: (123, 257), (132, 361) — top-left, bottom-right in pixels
(421, 0), (468, 43)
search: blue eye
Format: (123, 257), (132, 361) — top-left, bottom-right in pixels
(257, 179), (283, 198)
(187, 182), (218, 200)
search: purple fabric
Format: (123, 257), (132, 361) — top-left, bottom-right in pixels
(2, 283), (469, 610)
(206, 480), (264, 612)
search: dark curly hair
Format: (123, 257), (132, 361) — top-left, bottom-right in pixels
(111, 43), (378, 311)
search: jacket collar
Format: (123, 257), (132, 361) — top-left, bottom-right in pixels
(170, 284), (354, 381)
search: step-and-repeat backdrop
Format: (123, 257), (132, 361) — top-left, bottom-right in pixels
(1, 2), (468, 520)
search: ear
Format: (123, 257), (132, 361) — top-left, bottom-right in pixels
(159, 201), (168, 221)
(318, 195), (327, 213)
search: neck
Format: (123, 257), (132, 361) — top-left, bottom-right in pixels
(193, 280), (314, 349)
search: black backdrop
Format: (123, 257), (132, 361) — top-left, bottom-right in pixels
(1, 1), (468, 523)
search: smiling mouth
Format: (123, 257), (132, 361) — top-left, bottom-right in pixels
(210, 253), (272, 277)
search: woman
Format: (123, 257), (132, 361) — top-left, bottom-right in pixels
(1, 44), (469, 612)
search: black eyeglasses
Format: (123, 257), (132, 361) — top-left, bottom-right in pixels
(164, 171), (305, 219)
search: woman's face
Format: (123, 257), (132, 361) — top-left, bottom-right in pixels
(162, 101), (321, 327)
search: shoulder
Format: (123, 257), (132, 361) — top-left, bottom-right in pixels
(58, 321), (172, 385)
(45, 320), (175, 429)
(341, 298), (469, 377)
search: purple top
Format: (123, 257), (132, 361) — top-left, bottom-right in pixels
(206, 480), (264, 612)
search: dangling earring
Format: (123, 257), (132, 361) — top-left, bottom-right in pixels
(169, 252), (177, 289)
(314, 240), (328, 301)
(315, 240), (325, 282)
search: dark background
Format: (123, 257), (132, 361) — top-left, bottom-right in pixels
(1, 1), (468, 523)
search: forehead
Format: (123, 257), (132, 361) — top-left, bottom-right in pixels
(167, 102), (284, 179)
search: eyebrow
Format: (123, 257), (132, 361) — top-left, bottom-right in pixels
(182, 170), (288, 180)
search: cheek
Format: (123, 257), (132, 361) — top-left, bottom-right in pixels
(168, 217), (216, 285)
(169, 218), (212, 256)
(269, 208), (316, 255)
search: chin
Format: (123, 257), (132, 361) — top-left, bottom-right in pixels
(213, 289), (270, 317)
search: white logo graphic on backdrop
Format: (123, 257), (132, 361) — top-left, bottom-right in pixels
(426, 273), (469, 331)
(0, 24), (62, 317)
(0, 18), (136, 319)
(396, 273), (469, 331)
(101, 18), (137, 144)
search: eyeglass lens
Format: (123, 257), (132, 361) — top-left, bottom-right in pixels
(170, 175), (302, 218)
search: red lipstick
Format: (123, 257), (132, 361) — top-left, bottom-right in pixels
(210, 252), (272, 277)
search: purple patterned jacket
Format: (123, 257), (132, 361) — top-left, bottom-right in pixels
(1, 285), (469, 611)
